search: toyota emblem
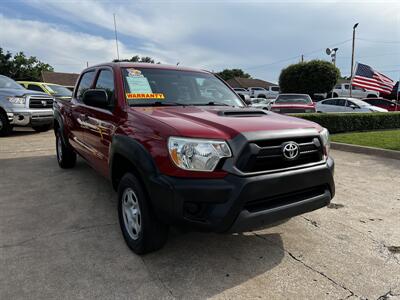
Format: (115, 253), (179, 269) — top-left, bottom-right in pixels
(41, 100), (47, 106)
(282, 142), (299, 160)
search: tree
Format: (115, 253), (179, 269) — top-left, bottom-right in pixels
(279, 60), (340, 96)
(216, 69), (251, 81)
(0, 48), (53, 81)
(113, 55), (159, 64)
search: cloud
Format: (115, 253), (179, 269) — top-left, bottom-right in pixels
(1, 0), (399, 81)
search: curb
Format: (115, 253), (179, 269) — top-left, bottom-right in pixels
(331, 142), (400, 160)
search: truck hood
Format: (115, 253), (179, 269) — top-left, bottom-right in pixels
(0, 88), (49, 97)
(131, 106), (321, 140)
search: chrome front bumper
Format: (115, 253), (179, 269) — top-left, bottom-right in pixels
(7, 109), (54, 126)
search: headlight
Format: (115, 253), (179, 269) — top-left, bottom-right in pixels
(168, 137), (232, 171)
(320, 128), (330, 156)
(7, 96), (25, 105)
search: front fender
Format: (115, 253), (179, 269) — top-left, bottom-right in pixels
(109, 134), (160, 186)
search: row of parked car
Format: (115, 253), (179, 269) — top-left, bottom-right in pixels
(246, 93), (399, 113)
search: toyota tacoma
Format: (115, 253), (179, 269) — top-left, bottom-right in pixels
(54, 63), (335, 254)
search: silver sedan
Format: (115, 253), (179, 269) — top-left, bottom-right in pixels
(315, 98), (388, 113)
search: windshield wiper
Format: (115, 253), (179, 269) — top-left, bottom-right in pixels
(194, 101), (232, 107)
(131, 101), (186, 107)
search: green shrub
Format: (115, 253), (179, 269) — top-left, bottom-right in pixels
(292, 112), (400, 133)
(279, 60), (340, 96)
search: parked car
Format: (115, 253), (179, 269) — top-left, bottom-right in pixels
(249, 97), (273, 110)
(233, 88), (249, 96)
(361, 98), (400, 112)
(18, 81), (72, 100)
(315, 83), (379, 99)
(0, 75), (54, 136)
(271, 94), (316, 114)
(248, 86), (279, 99)
(54, 62), (334, 254)
(315, 98), (388, 113)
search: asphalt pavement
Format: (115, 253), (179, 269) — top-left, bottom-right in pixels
(1, 129), (399, 299)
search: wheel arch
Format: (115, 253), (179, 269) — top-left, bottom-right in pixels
(110, 135), (159, 192)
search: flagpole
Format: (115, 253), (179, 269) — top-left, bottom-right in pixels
(350, 23), (359, 98)
(396, 75), (399, 111)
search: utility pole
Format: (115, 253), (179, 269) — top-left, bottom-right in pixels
(350, 23), (359, 97)
(301, 54), (304, 62)
(113, 13), (120, 61)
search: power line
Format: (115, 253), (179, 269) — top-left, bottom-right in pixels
(243, 39), (352, 71)
(357, 38), (400, 44)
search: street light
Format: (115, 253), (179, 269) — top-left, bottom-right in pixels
(350, 23), (359, 97)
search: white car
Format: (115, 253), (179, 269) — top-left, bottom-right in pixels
(315, 83), (379, 99)
(248, 86), (279, 99)
(249, 98), (273, 110)
(316, 98), (388, 113)
(232, 88), (250, 99)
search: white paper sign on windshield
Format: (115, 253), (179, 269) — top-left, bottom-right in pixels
(126, 76), (153, 94)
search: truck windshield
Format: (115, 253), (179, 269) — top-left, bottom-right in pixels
(45, 84), (72, 97)
(122, 68), (244, 107)
(0, 75), (24, 90)
(275, 94), (312, 104)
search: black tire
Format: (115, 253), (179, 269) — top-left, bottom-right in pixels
(332, 93), (338, 98)
(367, 94), (376, 98)
(258, 94), (266, 98)
(118, 173), (168, 254)
(0, 110), (12, 137)
(56, 129), (76, 168)
(32, 124), (53, 132)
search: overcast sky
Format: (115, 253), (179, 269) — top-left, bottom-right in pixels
(1, 0), (399, 83)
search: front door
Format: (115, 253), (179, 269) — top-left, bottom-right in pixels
(80, 68), (117, 178)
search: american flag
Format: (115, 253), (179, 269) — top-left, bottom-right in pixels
(352, 63), (395, 95)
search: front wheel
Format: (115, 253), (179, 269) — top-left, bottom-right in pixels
(0, 111), (12, 137)
(56, 129), (76, 168)
(33, 124), (53, 132)
(118, 173), (169, 254)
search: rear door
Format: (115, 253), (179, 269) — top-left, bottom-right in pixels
(68, 70), (97, 158)
(79, 68), (118, 177)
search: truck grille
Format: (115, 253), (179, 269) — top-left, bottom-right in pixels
(236, 136), (324, 173)
(29, 97), (53, 109)
(244, 185), (327, 213)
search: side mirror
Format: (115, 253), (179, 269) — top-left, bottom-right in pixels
(349, 104), (356, 109)
(390, 103), (395, 107)
(243, 94), (252, 105)
(239, 93), (252, 104)
(82, 89), (109, 108)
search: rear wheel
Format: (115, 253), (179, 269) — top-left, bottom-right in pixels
(32, 124), (53, 132)
(258, 94), (266, 98)
(118, 173), (169, 254)
(56, 129), (76, 168)
(367, 94), (376, 98)
(0, 111), (12, 137)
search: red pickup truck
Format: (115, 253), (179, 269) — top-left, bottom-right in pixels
(54, 63), (335, 254)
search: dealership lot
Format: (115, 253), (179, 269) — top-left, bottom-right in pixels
(1, 130), (399, 299)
